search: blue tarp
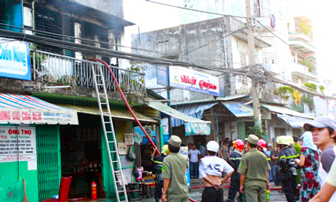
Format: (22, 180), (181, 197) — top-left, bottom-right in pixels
(221, 102), (254, 117)
(172, 103), (217, 127)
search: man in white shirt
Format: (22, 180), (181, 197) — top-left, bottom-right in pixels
(199, 141), (234, 202)
(188, 144), (201, 178)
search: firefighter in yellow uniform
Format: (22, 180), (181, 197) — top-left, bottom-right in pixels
(238, 134), (271, 202)
(161, 135), (189, 202)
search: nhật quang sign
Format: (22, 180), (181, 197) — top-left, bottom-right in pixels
(169, 66), (219, 96)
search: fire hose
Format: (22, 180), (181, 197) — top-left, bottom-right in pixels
(89, 58), (197, 202)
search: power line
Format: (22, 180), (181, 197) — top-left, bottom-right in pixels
(0, 28), (253, 77)
(145, 0), (247, 19)
(0, 21), (252, 71)
(180, 26), (248, 56)
(254, 19), (328, 72)
(145, 0), (292, 22)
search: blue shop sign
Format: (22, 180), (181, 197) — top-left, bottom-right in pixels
(0, 41), (31, 80)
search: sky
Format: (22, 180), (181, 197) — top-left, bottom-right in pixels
(314, 2), (336, 91)
(123, 0), (336, 93)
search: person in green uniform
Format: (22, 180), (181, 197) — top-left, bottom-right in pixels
(238, 134), (271, 202)
(161, 135), (189, 202)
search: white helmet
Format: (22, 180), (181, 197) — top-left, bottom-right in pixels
(206, 141), (219, 153)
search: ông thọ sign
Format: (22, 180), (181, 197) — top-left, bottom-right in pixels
(0, 41), (31, 80)
(169, 66), (219, 96)
(0, 126), (36, 168)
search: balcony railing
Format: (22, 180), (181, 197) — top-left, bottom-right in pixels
(31, 50), (146, 95)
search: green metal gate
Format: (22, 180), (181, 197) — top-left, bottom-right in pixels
(36, 125), (61, 202)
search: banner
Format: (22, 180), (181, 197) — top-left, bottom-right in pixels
(185, 122), (211, 136)
(169, 66), (219, 96)
(0, 126), (37, 170)
(0, 41), (31, 80)
(0, 109), (78, 125)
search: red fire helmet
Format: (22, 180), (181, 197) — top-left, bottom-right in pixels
(233, 139), (244, 151)
(258, 139), (267, 149)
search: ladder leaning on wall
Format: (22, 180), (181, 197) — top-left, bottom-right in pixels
(91, 63), (128, 202)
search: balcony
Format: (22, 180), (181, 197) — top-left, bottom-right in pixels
(0, 50), (146, 104)
(262, 52), (281, 75)
(288, 33), (316, 54)
(290, 62), (317, 81)
(31, 50), (146, 100)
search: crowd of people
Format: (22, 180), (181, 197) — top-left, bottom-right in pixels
(149, 116), (336, 202)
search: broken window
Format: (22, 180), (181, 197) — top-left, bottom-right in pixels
(34, 6), (63, 54)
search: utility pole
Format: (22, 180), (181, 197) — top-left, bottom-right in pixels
(245, 0), (262, 128)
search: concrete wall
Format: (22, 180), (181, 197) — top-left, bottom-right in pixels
(0, 77), (147, 104)
(224, 122), (238, 140)
(269, 115), (293, 138)
(132, 16), (268, 98)
(72, 0), (124, 18)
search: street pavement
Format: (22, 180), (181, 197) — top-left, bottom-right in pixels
(134, 179), (288, 202)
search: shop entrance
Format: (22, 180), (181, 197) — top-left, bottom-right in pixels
(60, 114), (102, 199)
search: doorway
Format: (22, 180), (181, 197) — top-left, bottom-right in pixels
(60, 114), (102, 199)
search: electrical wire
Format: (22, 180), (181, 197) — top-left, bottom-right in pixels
(0, 27), (254, 77)
(180, 26), (248, 56)
(255, 19), (329, 72)
(145, 0), (247, 19)
(146, 0), (293, 22)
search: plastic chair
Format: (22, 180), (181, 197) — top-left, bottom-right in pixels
(42, 176), (72, 202)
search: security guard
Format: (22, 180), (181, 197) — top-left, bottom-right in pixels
(151, 144), (169, 202)
(277, 136), (298, 202)
(227, 139), (244, 202)
(161, 136), (189, 202)
(238, 134), (271, 202)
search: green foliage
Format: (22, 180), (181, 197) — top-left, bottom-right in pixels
(247, 121), (267, 140)
(56, 76), (77, 87)
(278, 86), (294, 100)
(127, 61), (147, 73)
(304, 83), (317, 92)
(300, 58), (316, 73)
(298, 22), (313, 38)
(301, 95), (314, 111)
(319, 85), (325, 94)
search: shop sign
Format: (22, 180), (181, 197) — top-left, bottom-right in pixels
(118, 142), (127, 155)
(0, 109), (78, 125)
(0, 126), (37, 169)
(169, 66), (219, 96)
(0, 41), (31, 80)
(124, 133), (134, 145)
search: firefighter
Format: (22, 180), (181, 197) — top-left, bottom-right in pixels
(227, 139), (244, 202)
(285, 136), (299, 200)
(277, 136), (298, 202)
(258, 139), (271, 163)
(151, 144), (169, 202)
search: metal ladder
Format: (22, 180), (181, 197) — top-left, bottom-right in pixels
(91, 64), (128, 202)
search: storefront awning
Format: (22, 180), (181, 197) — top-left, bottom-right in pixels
(148, 101), (211, 135)
(277, 114), (313, 128)
(0, 93), (78, 125)
(262, 104), (314, 119)
(172, 102), (217, 124)
(221, 102), (254, 117)
(57, 104), (157, 123)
